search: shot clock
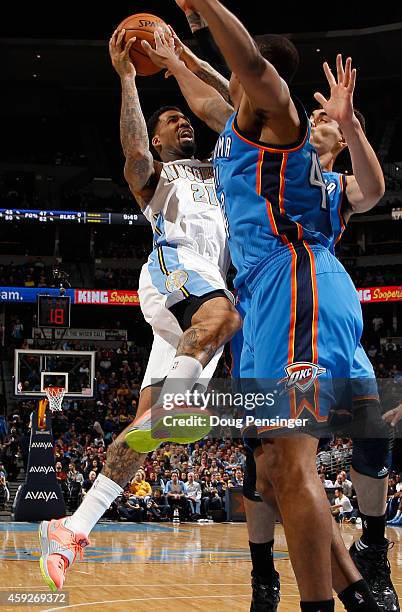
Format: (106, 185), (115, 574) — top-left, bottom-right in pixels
(37, 295), (71, 329)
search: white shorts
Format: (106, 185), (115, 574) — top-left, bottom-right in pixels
(141, 332), (222, 391)
(138, 245), (232, 347)
(139, 246), (231, 391)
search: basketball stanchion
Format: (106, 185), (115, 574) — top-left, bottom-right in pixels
(13, 395), (66, 522)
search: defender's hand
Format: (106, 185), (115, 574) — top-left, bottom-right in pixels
(141, 30), (183, 76)
(383, 405), (402, 427)
(314, 54), (357, 128)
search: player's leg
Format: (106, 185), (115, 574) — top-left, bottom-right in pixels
(39, 334), (173, 592)
(126, 291), (241, 452)
(349, 422), (398, 609)
(244, 444), (280, 612)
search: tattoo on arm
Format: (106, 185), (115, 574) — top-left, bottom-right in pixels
(120, 78), (153, 190)
(194, 64), (231, 102)
(102, 438), (143, 488)
(201, 97), (234, 133)
(187, 10), (208, 33)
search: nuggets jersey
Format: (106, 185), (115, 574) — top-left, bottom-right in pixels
(213, 100), (347, 288)
(143, 158), (230, 278)
(139, 158), (231, 351)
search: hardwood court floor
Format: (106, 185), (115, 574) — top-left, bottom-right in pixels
(0, 522), (401, 611)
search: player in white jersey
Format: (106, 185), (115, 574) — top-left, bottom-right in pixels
(38, 26), (241, 593)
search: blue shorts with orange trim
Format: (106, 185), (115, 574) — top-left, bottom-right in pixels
(238, 241), (374, 435)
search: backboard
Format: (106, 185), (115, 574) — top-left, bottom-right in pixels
(14, 349), (96, 399)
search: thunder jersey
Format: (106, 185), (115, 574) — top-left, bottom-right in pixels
(143, 158), (230, 278)
(213, 99), (348, 288)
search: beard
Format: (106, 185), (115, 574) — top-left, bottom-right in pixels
(179, 139), (196, 157)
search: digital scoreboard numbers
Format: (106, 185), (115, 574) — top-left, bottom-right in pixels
(37, 295), (71, 328)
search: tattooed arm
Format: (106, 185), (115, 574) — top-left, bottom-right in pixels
(143, 32), (233, 134)
(179, 43), (231, 102)
(109, 27), (161, 209)
(174, 0), (230, 98)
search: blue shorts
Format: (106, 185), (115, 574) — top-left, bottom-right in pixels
(231, 242), (375, 433)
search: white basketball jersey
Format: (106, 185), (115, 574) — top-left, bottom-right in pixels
(143, 159), (229, 277)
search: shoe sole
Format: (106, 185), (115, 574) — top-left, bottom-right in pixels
(38, 521), (58, 593)
(125, 412), (211, 453)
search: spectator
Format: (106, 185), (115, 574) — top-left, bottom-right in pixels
(333, 471), (353, 498)
(117, 490), (146, 522)
(231, 468), (244, 488)
(184, 472), (202, 517)
(82, 470), (97, 496)
(331, 487), (356, 523)
(146, 488), (170, 521)
(0, 473), (10, 509)
(165, 470), (187, 518)
(129, 470), (152, 505)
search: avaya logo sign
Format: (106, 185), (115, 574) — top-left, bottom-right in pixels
(29, 466), (55, 474)
(31, 442), (53, 449)
(24, 491), (58, 501)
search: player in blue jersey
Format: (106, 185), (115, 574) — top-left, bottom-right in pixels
(141, 2), (385, 609)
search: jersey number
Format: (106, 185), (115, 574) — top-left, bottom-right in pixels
(309, 151), (328, 210)
(192, 184), (219, 206)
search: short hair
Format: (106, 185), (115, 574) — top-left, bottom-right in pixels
(147, 105), (183, 159)
(335, 487), (343, 493)
(254, 34), (299, 84)
(147, 105), (183, 139)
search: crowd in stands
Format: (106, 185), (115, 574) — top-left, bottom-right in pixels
(0, 306), (401, 521)
(94, 268), (141, 290)
(0, 262), (54, 288)
(345, 264), (402, 288)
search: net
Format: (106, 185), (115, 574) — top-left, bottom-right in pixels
(44, 387), (65, 412)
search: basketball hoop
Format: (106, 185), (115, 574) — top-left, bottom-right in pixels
(44, 387), (65, 413)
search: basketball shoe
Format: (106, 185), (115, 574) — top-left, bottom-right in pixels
(250, 570), (280, 611)
(39, 518), (90, 592)
(349, 539), (399, 611)
(125, 404), (211, 453)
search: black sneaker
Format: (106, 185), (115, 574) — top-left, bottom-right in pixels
(250, 570), (280, 612)
(349, 539), (400, 611)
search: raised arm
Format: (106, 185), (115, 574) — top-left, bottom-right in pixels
(186, 0), (291, 114)
(174, 32), (231, 102)
(142, 32), (233, 133)
(314, 55), (385, 219)
(109, 28), (161, 209)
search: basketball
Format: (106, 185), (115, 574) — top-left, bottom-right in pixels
(117, 13), (170, 77)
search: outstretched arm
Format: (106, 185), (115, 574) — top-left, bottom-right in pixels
(186, 0), (291, 114)
(142, 32), (233, 133)
(314, 55), (385, 219)
(109, 28), (160, 208)
(172, 30), (231, 102)
(175, 0), (231, 81)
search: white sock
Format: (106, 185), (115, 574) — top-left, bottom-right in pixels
(65, 474), (123, 537)
(158, 355), (203, 401)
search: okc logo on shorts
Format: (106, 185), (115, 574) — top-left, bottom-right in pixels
(280, 362), (326, 393)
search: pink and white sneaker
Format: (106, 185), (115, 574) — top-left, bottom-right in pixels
(39, 518), (90, 592)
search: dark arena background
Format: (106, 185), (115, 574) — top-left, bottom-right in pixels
(0, 2), (402, 611)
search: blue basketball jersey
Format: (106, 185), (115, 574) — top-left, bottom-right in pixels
(213, 99), (347, 288)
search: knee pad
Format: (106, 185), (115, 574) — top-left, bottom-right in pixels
(243, 444), (263, 502)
